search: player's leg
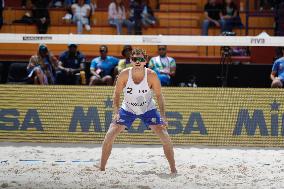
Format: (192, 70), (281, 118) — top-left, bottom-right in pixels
(149, 125), (177, 173)
(100, 109), (135, 171)
(142, 109), (177, 173)
(100, 124), (125, 171)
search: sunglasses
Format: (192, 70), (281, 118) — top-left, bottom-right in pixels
(131, 57), (146, 62)
(158, 48), (166, 51)
(100, 49), (106, 53)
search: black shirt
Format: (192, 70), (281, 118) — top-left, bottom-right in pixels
(204, 3), (223, 20)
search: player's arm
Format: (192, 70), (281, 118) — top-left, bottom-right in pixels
(113, 70), (127, 115)
(150, 70), (166, 118)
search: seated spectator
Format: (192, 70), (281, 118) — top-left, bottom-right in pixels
(117, 45), (133, 73)
(89, 45), (119, 86)
(221, 0), (243, 32)
(130, 0), (156, 34)
(0, 0), (4, 30)
(271, 47), (284, 88)
(202, 0), (225, 36)
(113, 45), (133, 85)
(149, 45), (176, 86)
(71, 0), (91, 34)
(108, 0), (134, 35)
(63, 0), (96, 25)
(56, 44), (86, 85)
(27, 44), (60, 85)
(275, 0), (284, 36)
(141, 0), (156, 27)
(31, 0), (50, 34)
(130, 0), (144, 35)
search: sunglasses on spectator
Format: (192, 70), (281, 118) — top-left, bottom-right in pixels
(131, 57), (146, 62)
(100, 49), (106, 53)
(158, 48), (166, 51)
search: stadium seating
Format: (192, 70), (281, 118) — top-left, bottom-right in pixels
(0, 0), (275, 64)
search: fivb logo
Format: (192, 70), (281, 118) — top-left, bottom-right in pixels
(233, 100), (284, 136)
(250, 38), (265, 45)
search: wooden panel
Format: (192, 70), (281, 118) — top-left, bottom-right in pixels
(160, 3), (198, 11)
(159, 18), (199, 27)
(248, 17), (274, 28)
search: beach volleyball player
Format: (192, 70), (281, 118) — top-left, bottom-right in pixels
(99, 48), (177, 173)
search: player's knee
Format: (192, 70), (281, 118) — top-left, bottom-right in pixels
(107, 124), (124, 135)
(160, 136), (171, 145)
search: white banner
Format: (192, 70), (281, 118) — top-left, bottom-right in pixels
(0, 32), (283, 46)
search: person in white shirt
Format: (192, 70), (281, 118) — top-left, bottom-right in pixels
(149, 45), (176, 86)
(108, 0), (134, 35)
(99, 48), (177, 174)
(71, 0), (91, 34)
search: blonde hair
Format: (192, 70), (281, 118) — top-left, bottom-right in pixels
(131, 48), (148, 60)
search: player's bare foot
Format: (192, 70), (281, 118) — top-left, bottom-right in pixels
(94, 164), (105, 171)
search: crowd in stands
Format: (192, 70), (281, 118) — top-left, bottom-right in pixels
(14, 0), (157, 35)
(26, 43), (176, 87)
(1, 0), (284, 87)
(2, 0), (284, 36)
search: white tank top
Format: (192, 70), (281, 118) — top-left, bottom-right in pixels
(121, 68), (156, 115)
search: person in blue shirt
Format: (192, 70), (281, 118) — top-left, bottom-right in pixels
(271, 47), (284, 88)
(57, 44), (85, 85)
(89, 45), (119, 86)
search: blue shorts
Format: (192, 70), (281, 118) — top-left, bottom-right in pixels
(115, 108), (164, 129)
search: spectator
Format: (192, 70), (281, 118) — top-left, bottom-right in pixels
(117, 45), (133, 73)
(56, 44), (86, 85)
(149, 45), (176, 86)
(27, 44), (60, 85)
(108, 0), (134, 35)
(89, 45), (119, 86)
(221, 0), (243, 32)
(271, 47), (284, 88)
(71, 0), (91, 34)
(130, 0), (144, 35)
(31, 0), (51, 34)
(202, 0), (225, 36)
(0, 0), (4, 30)
(130, 0), (156, 34)
(141, 0), (156, 27)
(113, 45), (133, 85)
(275, 0), (284, 36)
